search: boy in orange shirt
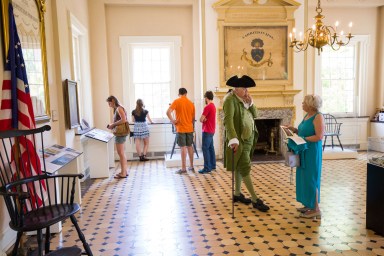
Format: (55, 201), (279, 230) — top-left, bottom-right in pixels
(166, 88), (195, 174)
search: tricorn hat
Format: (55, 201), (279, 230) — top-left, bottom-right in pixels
(226, 75), (256, 88)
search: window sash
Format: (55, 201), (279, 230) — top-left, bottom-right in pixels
(120, 36), (181, 120)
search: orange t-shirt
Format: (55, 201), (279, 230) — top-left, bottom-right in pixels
(170, 96), (195, 133)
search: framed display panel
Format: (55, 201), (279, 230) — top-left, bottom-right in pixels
(1, 0), (50, 121)
(224, 26), (288, 82)
(64, 79), (80, 129)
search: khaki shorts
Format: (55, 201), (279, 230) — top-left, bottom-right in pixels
(177, 132), (193, 147)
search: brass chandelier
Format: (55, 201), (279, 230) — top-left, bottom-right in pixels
(289, 0), (353, 55)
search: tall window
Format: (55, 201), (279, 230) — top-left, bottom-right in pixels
(132, 46), (171, 118)
(120, 36), (181, 119)
(317, 36), (369, 116)
(70, 13), (93, 126)
(20, 37), (45, 116)
(321, 46), (355, 114)
(72, 34), (82, 118)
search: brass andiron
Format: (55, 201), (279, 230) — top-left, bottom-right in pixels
(266, 128), (278, 155)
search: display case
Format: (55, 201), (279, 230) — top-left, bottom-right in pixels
(367, 137), (384, 167)
(366, 137), (384, 235)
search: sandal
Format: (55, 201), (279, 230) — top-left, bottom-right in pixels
(188, 167), (195, 172)
(299, 210), (321, 219)
(296, 207), (311, 213)
(114, 173), (128, 179)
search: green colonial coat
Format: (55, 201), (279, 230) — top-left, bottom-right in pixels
(223, 93), (259, 175)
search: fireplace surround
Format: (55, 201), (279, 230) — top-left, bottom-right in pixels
(216, 105), (296, 159)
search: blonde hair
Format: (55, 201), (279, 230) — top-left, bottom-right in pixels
(303, 94), (322, 111)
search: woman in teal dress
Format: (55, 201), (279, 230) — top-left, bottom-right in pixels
(288, 95), (324, 219)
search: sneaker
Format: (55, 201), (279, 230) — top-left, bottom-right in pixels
(198, 169), (211, 174)
(175, 169), (187, 174)
(252, 199), (270, 212)
(233, 193), (252, 205)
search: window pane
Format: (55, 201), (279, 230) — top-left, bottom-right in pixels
(132, 46), (171, 118)
(321, 45), (355, 114)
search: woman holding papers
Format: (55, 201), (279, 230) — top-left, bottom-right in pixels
(287, 95), (324, 219)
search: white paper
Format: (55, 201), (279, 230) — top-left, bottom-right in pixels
(280, 126), (307, 145)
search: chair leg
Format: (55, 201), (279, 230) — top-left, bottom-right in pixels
(192, 141), (199, 158)
(323, 136), (327, 151)
(11, 232), (23, 256)
(170, 135), (177, 159)
(45, 226), (51, 254)
(337, 136), (344, 151)
(331, 136), (335, 149)
(70, 215), (93, 256)
(37, 229), (44, 256)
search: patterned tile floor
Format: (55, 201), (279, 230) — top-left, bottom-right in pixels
(28, 153), (384, 255)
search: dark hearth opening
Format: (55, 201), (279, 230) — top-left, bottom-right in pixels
(252, 118), (284, 162)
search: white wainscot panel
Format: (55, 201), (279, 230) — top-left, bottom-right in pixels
(123, 124), (174, 160)
(371, 122), (384, 137)
(325, 117), (369, 150)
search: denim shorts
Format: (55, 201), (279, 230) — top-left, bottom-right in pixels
(115, 135), (127, 144)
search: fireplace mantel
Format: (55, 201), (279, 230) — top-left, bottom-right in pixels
(215, 88), (301, 109)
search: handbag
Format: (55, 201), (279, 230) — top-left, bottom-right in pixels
(113, 122), (130, 137)
(285, 151), (300, 167)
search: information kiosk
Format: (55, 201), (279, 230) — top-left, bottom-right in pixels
(85, 129), (115, 178)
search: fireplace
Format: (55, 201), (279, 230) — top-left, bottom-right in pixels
(217, 106), (296, 161)
(254, 119), (281, 155)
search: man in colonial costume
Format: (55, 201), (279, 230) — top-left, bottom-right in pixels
(223, 75), (270, 212)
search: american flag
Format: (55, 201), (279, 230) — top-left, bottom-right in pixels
(0, 4), (46, 208)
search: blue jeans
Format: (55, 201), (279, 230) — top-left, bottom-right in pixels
(202, 132), (216, 171)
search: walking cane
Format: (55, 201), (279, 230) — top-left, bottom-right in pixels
(232, 147), (235, 219)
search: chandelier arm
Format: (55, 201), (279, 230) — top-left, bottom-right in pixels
(329, 43), (341, 51)
(325, 26), (338, 46)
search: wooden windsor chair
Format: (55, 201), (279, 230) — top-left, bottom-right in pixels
(0, 125), (92, 256)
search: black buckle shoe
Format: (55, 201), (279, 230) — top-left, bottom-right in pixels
(252, 199), (270, 212)
(233, 193), (252, 205)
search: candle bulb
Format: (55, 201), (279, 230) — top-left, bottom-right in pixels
(289, 32), (292, 42)
(299, 32), (302, 42)
(293, 28), (296, 39)
(349, 22), (353, 33)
